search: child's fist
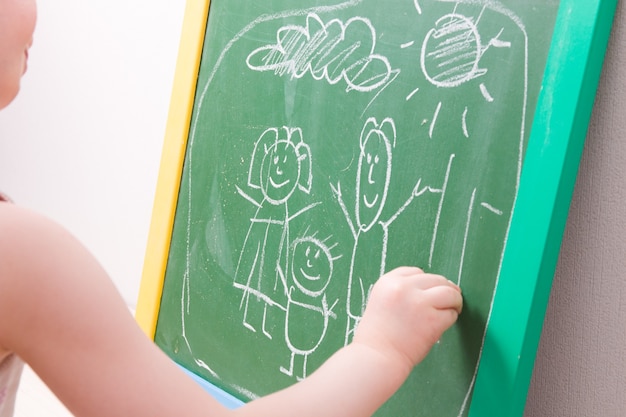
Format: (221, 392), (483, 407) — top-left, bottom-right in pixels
(353, 267), (463, 373)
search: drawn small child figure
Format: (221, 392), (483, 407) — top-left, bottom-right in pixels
(276, 231), (341, 380)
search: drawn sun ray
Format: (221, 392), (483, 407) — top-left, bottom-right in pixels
(480, 83), (494, 102)
(476, 4), (488, 26)
(406, 87), (420, 101)
(430, 102), (443, 138)
(481, 202), (504, 216)
(462, 107), (470, 138)
(414, 0), (422, 14)
(410, 4), (515, 139)
(452, 2), (460, 16)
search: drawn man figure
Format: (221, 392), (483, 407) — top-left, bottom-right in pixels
(234, 126), (319, 339)
(277, 233), (341, 380)
(331, 117), (429, 345)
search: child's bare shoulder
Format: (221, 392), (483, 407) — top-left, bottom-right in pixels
(0, 204), (64, 246)
(0, 205), (70, 318)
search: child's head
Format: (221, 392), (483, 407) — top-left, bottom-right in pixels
(0, 0), (37, 110)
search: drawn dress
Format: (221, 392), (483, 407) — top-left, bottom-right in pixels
(234, 127), (316, 337)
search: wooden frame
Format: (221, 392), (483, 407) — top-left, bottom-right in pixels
(136, 0), (618, 415)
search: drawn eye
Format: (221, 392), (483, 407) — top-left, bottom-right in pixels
(305, 247), (311, 257)
(273, 155), (279, 164)
(367, 153), (372, 164)
(374, 155), (380, 164)
(314, 249), (321, 259)
(283, 155), (288, 163)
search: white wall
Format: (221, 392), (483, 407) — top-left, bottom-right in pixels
(0, 0), (186, 307)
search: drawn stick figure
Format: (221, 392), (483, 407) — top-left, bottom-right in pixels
(234, 126), (320, 339)
(331, 117), (431, 345)
(277, 233), (341, 380)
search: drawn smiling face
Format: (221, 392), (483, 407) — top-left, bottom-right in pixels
(291, 237), (333, 298)
(355, 130), (391, 232)
(260, 140), (300, 204)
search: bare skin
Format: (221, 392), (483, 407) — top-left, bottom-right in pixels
(0, 1), (463, 415)
(0, 204), (461, 417)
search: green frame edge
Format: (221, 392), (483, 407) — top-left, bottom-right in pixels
(469, 0), (618, 416)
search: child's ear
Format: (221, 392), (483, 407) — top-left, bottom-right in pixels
(359, 117), (397, 151)
(379, 117), (397, 149)
(296, 141), (312, 194)
(359, 117), (379, 151)
(286, 127), (312, 194)
(249, 127), (279, 189)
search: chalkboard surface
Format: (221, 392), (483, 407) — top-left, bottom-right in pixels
(138, 0), (613, 416)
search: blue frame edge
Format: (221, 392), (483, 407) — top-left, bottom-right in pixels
(179, 365), (245, 409)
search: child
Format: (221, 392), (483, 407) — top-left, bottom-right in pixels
(0, 1), (463, 416)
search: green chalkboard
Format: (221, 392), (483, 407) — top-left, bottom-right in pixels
(145, 0), (613, 415)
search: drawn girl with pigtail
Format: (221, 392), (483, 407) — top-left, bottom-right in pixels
(234, 126), (319, 339)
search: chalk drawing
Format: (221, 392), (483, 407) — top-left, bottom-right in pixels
(400, 1), (516, 138)
(462, 107), (469, 138)
(414, 0), (423, 15)
(277, 232), (342, 380)
(479, 83), (494, 102)
(423, 2), (529, 416)
(171, 0), (534, 411)
(177, 2), (370, 401)
(428, 153), (455, 270)
(430, 101), (443, 138)
(390, 3), (530, 415)
(330, 117), (437, 344)
(458, 196), (505, 286)
(247, 13), (394, 94)
(234, 126), (320, 339)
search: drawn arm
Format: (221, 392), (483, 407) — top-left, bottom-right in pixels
(287, 201), (322, 222)
(288, 291), (338, 321)
(273, 265), (290, 311)
(330, 181), (357, 239)
(1, 210), (459, 417)
(322, 295), (339, 320)
(382, 178), (429, 227)
(234, 268), (461, 417)
(236, 185), (262, 209)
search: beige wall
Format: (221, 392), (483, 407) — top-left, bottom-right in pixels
(525, 2), (626, 416)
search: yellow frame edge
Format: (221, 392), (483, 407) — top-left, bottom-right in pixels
(135, 0), (211, 338)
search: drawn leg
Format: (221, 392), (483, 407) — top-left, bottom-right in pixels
(240, 241), (262, 333)
(344, 242), (359, 345)
(344, 275), (369, 344)
(344, 316), (352, 346)
(242, 290), (256, 333)
(262, 303), (272, 339)
(298, 354), (309, 382)
(280, 351), (295, 377)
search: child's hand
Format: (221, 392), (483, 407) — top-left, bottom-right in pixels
(353, 267), (463, 374)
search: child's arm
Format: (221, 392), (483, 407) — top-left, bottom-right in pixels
(0, 204), (461, 417)
(234, 267), (462, 417)
(0, 204), (225, 417)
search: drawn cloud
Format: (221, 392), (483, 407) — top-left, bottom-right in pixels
(246, 13), (394, 93)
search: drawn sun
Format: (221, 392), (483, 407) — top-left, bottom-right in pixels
(403, 3), (511, 138)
